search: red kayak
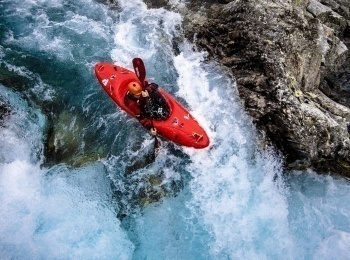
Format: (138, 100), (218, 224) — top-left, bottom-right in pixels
(94, 62), (210, 149)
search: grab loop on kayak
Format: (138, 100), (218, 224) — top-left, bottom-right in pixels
(97, 65), (105, 72)
(192, 132), (203, 143)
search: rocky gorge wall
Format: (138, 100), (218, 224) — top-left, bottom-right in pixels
(145, 0), (350, 177)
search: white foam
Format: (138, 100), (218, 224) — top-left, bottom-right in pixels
(286, 171), (350, 258)
(0, 61), (56, 101)
(315, 230), (350, 260)
(109, 2), (297, 257)
(172, 45), (294, 258)
(0, 85), (45, 163)
(3, 0), (114, 61)
(0, 161), (134, 259)
(169, 0), (187, 9)
(111, 0), (182, 66)
(129, 189), (211, 259)
(0, 85), (134, 258)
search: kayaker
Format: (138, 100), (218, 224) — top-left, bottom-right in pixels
(124, 81), (170, 135)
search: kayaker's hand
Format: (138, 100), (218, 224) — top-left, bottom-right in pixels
(151, 128), (157, 136)
(141, 90), (149, 97)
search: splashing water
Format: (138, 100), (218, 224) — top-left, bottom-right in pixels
(1, 0), (350, 259)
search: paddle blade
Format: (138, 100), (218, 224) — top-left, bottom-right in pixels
(132, 58), (146, 85)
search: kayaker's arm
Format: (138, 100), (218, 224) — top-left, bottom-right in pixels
(141, 83), (159, 135)
(125, 92), (156, 135)
(139, 117), (157, 135)
(139, 117), (153, 129)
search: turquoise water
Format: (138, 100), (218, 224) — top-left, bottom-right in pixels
(1, 0), (350, 259)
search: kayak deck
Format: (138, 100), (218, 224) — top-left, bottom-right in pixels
(95, 62), (210, 149)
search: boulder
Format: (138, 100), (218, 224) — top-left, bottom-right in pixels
(45, 110), (106, 167)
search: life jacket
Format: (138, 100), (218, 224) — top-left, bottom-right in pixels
(124, 85), (170, 121)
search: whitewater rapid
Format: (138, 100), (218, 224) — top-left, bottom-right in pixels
(1, 0), (350, 259)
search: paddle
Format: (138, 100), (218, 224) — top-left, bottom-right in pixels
(132, 58), (146, 85)
(132, 58), (159, 159)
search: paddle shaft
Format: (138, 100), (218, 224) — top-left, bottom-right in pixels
(132, 58), (159, 153)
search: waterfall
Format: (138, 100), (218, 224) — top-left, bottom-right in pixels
(1, 0), (350, 259)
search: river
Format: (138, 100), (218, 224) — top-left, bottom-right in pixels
(1, 0), (350, 259)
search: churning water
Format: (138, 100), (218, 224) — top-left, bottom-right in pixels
(1, 0), (350, 259)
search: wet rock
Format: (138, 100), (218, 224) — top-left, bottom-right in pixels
(46, 110), (82, 164)
(142, 0), (350, 176)
(109, 141), (189, 218)
(0, 97), (11, 126)
(136, 171), (169, 208)
(95, 0), (120, 9)
(115, 165), (185, 218)
(143, 0), (171, 9)
(187, 0), (350, 176)
(144, 0), (230, 10)
(0, 63), (29, 93)
(0, 62), (104, 167)
(45, 110), (106, 167)
(121, 142), (170, 207)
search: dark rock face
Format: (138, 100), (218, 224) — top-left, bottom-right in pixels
(0, 97), (11, 126)
(143, 0), (350, 176)
(144, 0), (230, 9)
(190, 0), (350, 176)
